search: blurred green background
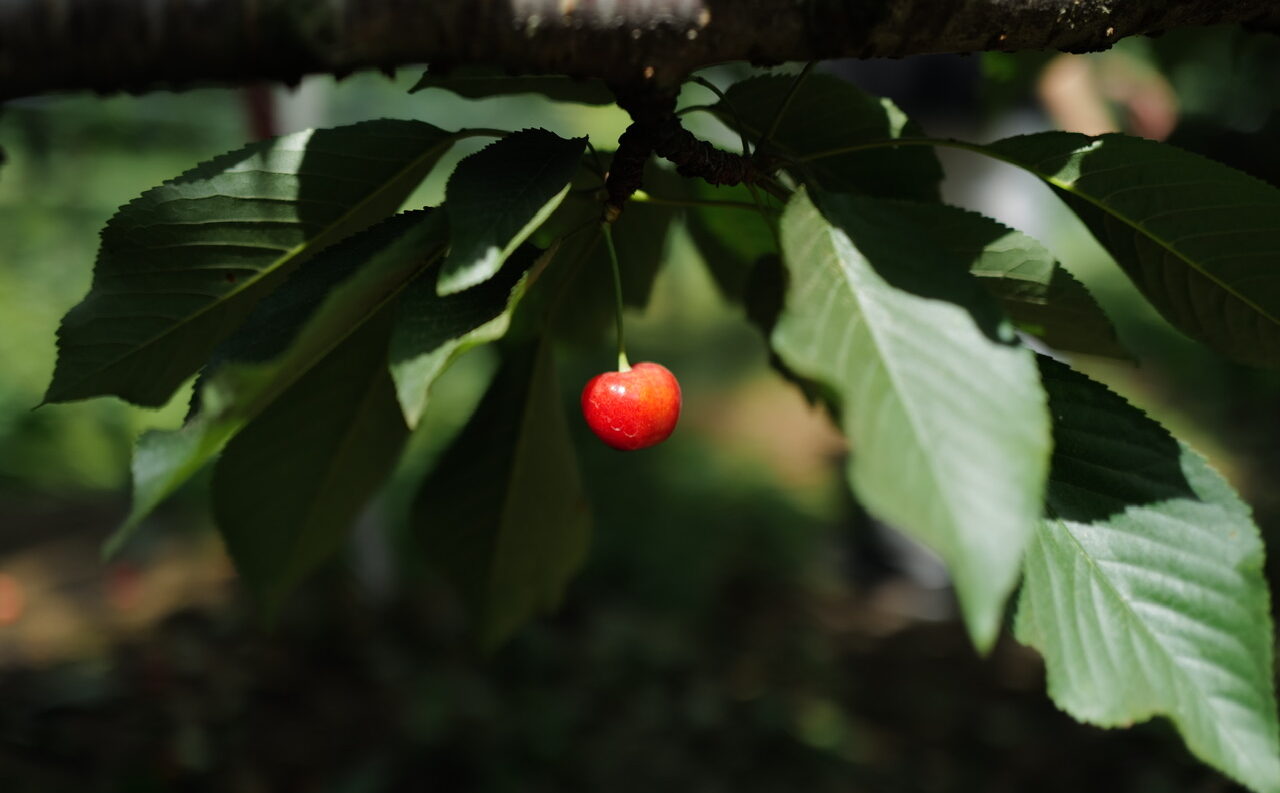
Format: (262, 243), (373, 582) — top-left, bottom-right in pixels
(2, 27), (1280, 791)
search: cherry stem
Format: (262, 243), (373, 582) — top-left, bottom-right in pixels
(601, 222), (631, 372)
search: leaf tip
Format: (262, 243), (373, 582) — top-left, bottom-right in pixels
(961, 604), (1004, 658)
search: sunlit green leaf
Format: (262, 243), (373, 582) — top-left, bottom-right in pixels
(774, 188), (1049, 651)
(1019, 357), (1280, 793)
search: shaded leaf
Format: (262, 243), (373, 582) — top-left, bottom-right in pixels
(984, 132), (1280, 367)
(717, 74), (943, 201)
(438, 129), (585, 295)
(47, 120), (458, 406)
(682, 181), (780, 303)
(213, 311), (407, 613)
(774, 188), (1050, 651)
(530, 153), (676, 345)
(107, 211), (447, 556)
(413, 340), (590, 649)
(1018, 357), (1280, 793)
(882, 200), (1126, 358)
(412, 66), (614, 105)
(389, 242), (552, 427)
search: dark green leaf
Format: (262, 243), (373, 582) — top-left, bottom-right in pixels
(213, 311), (407, 614)
(413, 340), (590, 649)
(107, 211), (447, 556)
(438, 129), (585, 295)
(47, 120), (458, 406)
(1019, 357), (1280, 793)
(774, 188), (1050, 651)
(411, 66), (614, 105)
(983, 132), (1280, 367)
(717, 74), (943, 201)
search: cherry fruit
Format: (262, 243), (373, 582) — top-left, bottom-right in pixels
(581, 362), (681, 451)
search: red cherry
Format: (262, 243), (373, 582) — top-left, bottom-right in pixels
(581, 362), (681, 451)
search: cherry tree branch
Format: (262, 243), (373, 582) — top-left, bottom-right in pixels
(1, 0), (1277, 100)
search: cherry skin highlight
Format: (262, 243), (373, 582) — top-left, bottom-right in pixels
(581, 362), (681, 451)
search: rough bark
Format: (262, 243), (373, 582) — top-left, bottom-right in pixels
(0, 0), (1277, 100)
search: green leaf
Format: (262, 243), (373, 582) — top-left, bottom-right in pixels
(413, 339), (590, 650)
(982, 132), (1280, 367)
(106, 211), (448, 557)
(389, 242), (553, 428)
(411, 66), (614, 105)
(438, 129), (586, 295)
(1018, 357), (1280, 793)
(213, 310), (407, 614)
(774, 188), (1050, 651)
(46, 120), (458, 407)
(717, 74), (943, 201)
(879, 200), (1126, 359)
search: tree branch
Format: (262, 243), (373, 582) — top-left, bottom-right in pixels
(1, 0), (1277, 100)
